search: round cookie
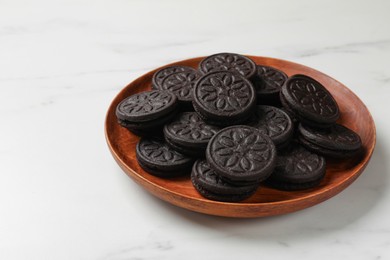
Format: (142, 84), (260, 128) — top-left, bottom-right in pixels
(163, 112), (221, 157)
(248, 105), (294, 150)
(160, 70), (200, 108)
(280, 74), (339, 128)
(191, 160), (259, 202)
(136, 138), (194, 178)
(254, 65), (288, 106)
(116, 90), (177, 122)
(199, 53), (257, 80)
(265, 144), (326, 191)
(298, 123), (362, 158)
(206, 125), (277, 184)
(152, 65), (195, 90)
(116, 90), (178, 134)
(117, 110), (177, 130)
(193, 71), (256, 126)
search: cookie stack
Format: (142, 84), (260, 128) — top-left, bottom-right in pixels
(116, 53), (362, 202)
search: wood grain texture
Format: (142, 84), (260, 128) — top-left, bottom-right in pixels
(105, 56), (376, 218)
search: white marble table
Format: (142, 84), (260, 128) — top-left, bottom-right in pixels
(1, 0), (390, 259)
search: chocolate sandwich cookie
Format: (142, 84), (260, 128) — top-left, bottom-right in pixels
(116, 90), (178, 135)
(266, 144), (326, 190)
(193, 71), (256, 126)
(160, 70), (200, 109)
(298, 123), (362, 158)
(254, 65), (288, 106)
(163, 112), (220, 157)
(199, 53), (257, 80)
(117, 113), (174, 137)
(191, 160), (259, 202)
(280, 74), (339, 128)
(206, 125), (277, 184)
(248, 105), (294, 150)
(152, 65), (195, 90)
(136, 138), (194, 177)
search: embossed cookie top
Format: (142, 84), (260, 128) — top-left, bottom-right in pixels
(116, 90), (177, 122)
(137, 138), (193, 167)
(249, 106), (293, 145)
(164, 112), (220, 145)
(298, 123), (362, 151)
(161, 70), (199, 102)
(255, 65), (288, 94)
(282, 75), (339, 123)
(193, 71), (256, 117)
(152, 66), (195, 89)
(192, 160), (257, 194)
(272, 145), (326, 182)
(199, 53), (256, 79)
(206, 125), (276, 181)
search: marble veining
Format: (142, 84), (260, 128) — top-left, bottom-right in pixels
(0, 68), (151, 82)
(291, 39), (390, 58)
(101, 241), (174, 260)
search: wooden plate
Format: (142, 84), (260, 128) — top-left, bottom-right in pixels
(105, 56), (376, 218)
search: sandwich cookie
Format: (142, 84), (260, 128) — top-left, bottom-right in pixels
(160, 70), (200, 110)
(152, 65), (196, 90)
(248, 105), (294, 150)
(116, 90), (178, 135)
(254, 65), (287, 106)
(136, 138), (194, 177)
(193, 71), (256, 126)
(163, 112), (220, 157)
(266, 144), (326, 190)
(280, 74), (339, 128)
(206, 125), (277, 185)
(199, 53), (257, 80)
(298, 123), (362, 158)
(191, 160), (259, 202)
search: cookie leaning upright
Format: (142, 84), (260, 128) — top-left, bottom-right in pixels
(298, 123), (362, 158)
(280, 74), (340, 128)
(248, 105), (294, 150)
(115, 90), (178, 135)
